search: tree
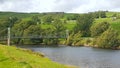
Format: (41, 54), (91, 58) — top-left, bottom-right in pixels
(8, 17), (19, 27)
(90, 22), (110, 37)
(0, 17), (19, 37)
(51, 19), (66, 44)
(74, 13), (94, 37)
(89, 11), (106, 18)
(65, 32), (82, 46)
(96, 28), (120, 49)
(32, 16), (41, 24)
(42, 15), (53, 24)
(11, 20), (36, 44)
(24, 25), (43, 44)
(66, 14), (79, 20)
(99, 11), (106, 18)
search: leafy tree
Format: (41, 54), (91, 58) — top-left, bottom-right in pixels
(0, 17), (19, 38)
(8, 17), (19, 27)
(96, 28), (120, 48)
(11, 20), (36, 44)
(42, 27), (56, 45)
(99, 11), (106, 18)
(51, 19), (66, 44)
(74, 13), (94, 37)
(42, 15), (53, 24)
(24, 25), (43, 44)
(89, 11), (106, 18)
(93, 12), (100, 18)
(112, 13), (117, 17)
(90, 22), (110, 37)
(32, 16), (41, 24)
(66, 14), (79, 20)
(52, 19), (66, 36)
(65, 32), (82, 46)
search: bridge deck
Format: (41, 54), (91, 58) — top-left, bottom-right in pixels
(0, 35), (67, 40)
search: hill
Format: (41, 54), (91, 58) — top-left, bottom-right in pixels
(95, 12), (120, 37)
(0, 11), (119, 47)
(0, 45), (76, 68)
(0, 11), (119, 31)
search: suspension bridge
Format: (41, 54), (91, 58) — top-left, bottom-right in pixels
(0, 28), (69, 46)
(0, 35), (68, 40)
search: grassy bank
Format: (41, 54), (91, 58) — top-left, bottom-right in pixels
(0, 44), (76, 68)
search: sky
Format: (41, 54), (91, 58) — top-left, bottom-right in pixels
(0, 0), (120, 13)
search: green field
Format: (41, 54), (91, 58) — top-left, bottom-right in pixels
(95, 18), (120, 30)
(0, 45), (76, 68)
(0, 11), (119, 32)
(111, 23), (120, 33)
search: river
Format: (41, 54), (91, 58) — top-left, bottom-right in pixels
(19, 45), (120, 68)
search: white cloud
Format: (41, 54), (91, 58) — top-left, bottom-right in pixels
(0, 0), (55, 12)
(0, 0), (120, 13)
(53, 0), (88, 12)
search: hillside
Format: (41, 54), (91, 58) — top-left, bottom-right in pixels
(0, 45), (76, 68)
(0, 11), (119, 48)
(95, 12), (120, 37)
(0, 11), (120, 31)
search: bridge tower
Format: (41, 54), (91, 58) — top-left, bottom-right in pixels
(7, 27), (10, 46)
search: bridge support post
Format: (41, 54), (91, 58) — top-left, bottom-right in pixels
(7, 27), (10, 46)
(66, 30), (69, 38)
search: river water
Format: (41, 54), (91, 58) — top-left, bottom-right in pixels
(19, 46), (120, 68)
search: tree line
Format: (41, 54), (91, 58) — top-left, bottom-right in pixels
(0, 11), (120, 49)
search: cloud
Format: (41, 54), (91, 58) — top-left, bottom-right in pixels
(0, 0), (55, 12)
(53, 0), (120, 13)
(0, 0), (34, 12)
(0, 0), (120, 13)
(53, 0), (90, 12)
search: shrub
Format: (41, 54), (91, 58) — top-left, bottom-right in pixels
(90, 22), (109, 37)
(96, 28), (120, 49)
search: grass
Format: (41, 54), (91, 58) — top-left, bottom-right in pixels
(110, 22), (120, 38)
(95, 18), (113, 23)
(106, 12), (120, 17)
(40, 20), (76, 30)
(0, 45), (77, 68)
(41, 24), (53, 29)
(65, 20), (76, 30)
(94, 12), (120, 38)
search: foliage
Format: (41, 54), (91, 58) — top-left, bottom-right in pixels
(11, 19), (36, 44)
(96, 28), (120, 48)
(7, 17), (19, 27)
(90, 22), (110, 37)
(110, 22), (120, 35)
(74, 13), (94, 37)
(52, 19), (66, 34)
(50, 19), (66, 44)
(90, 11), (107, 18)
(99, 11), (106, 18)
(31, 15), (41, 24)
(0, 11), (120, 48)
(42, 15), (53, 24)
(66, 14), (79, 20)
(65, 32), (82, 46)
(24, 25), (43, 44)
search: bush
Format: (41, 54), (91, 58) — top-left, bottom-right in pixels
(96, 28), (120, 49)
(90, 22), (109, 37)
(65, 32), (82, 46)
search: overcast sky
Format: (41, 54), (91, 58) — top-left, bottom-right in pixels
(0, 0), (120, 13)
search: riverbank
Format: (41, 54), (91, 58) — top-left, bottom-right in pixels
(0, 44), (77, 68)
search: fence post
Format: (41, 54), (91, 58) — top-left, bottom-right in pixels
(8, 27), (10, 46)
